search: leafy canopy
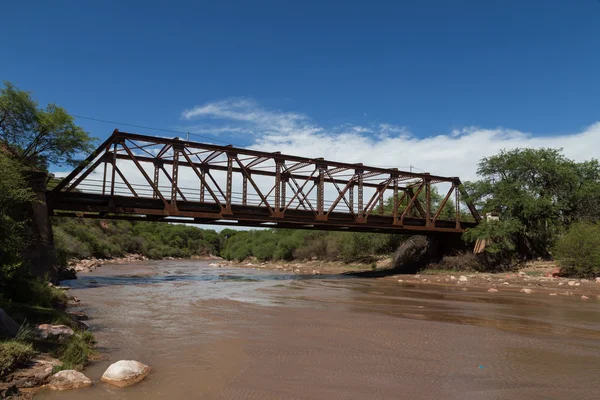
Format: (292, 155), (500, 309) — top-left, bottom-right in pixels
(0, 81), (95, 169)
(464, 148), (600, 257)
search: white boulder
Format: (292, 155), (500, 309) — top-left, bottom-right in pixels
(101, 360), (151, 387)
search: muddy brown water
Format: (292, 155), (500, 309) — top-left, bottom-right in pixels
(36, 260), (600, 400)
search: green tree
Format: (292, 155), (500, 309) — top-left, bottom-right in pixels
(464, 148), (600, 258)
(0, 81), (95, 169)
(0, 152), (37, 302)
(0, 153), (35, 267)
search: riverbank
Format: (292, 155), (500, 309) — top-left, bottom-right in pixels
(0, 286), (97, 399)
(69, 253), (600, 299)
(216, 258), (600, 298)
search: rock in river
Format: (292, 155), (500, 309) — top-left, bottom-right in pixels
(36, 324), (74, 342)
(2, 355), (61, 388)
(459, 276), (468, 282)
(520, 288), (533, 294)
(47, 370), (92, 391)
(101, 360), (151, 387)
(487, 288), (498, 293)
(68, 311), (88, 321)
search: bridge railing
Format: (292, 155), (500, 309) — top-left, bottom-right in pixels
(49, 130), (481, 233)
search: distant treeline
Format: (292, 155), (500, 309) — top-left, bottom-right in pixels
(52, 218), (404, 264)
(52, 218), (225, 262)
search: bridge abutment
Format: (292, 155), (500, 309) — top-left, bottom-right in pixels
(23, 171), (58, 283)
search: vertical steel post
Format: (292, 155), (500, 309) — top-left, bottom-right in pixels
(200, 169), (205, 202)
(101, 156), (108, 196)
(455, 183), (461, 229)
(275, 161), (282, 211)
(153, 162), (160, 200)
(226, 154), (233, 209)
(392, 176), (398, 220)
(242, 176), (248, 205)
(110, 142), (117, 196)
(171, 149), (179, 205)
(349, 184), (354, 213)
(425, 175), (431, 226)
(317, 166), (325, 216)
(281, 176), (287, 212)
(357, 169), (364, 218)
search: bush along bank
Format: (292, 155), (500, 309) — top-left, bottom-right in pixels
(0, 284), (96, 397)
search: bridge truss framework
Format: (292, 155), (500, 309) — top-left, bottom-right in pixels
(49, 130), (481, 234)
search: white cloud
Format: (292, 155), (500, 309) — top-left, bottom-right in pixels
(181, 99), (600, 181)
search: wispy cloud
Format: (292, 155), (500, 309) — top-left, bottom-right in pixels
(182, 98), (322, 137)
(180, 98), (600, 181)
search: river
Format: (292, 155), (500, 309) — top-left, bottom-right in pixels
(36, 260), (600, 399)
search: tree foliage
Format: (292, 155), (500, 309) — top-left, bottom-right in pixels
(0, 81), (95, 169)
(53, 218), (224, 262)
(464, 148), (600, 258)
(220, 228), (405, 262)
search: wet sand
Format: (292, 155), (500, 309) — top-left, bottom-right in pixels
(36, 261), (600, 399)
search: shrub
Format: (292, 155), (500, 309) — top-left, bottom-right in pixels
(0, 263), (68, 308)
(553, 222), (600, 278)
(0, 341), (36, 377)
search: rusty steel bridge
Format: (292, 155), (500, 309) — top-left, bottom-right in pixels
(49, 130), (481, 235)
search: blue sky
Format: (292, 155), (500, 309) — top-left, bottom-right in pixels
(2, 0), (599, 177)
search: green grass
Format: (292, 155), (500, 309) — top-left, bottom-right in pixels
(0, 340), (36, 377)
(1, 292), (97, 377)
(52, 333), (97, 372)
(420, 268), (459, 275)
(1, 303), (74, 327)
(523, 270), (544, 277)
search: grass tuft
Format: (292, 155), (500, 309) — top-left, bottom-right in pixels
(0, 340), (36, 377)
(52, 334), (97, 372)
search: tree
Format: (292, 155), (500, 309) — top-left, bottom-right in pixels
(464, 148), (600, 258)
(0, 81), (95, 169)
(0, 152), (36, 301)
(0, 153), (35, 266)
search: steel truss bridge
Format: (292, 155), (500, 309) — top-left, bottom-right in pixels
(49, 130), (481, 234)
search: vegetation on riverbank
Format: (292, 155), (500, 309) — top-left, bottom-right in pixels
(0, 285), (96, 379)
(462, 148), (600, 277)
(220, 229), (405, 263)
(53, 218), (224, 262)
(0, 82), (97, 383)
